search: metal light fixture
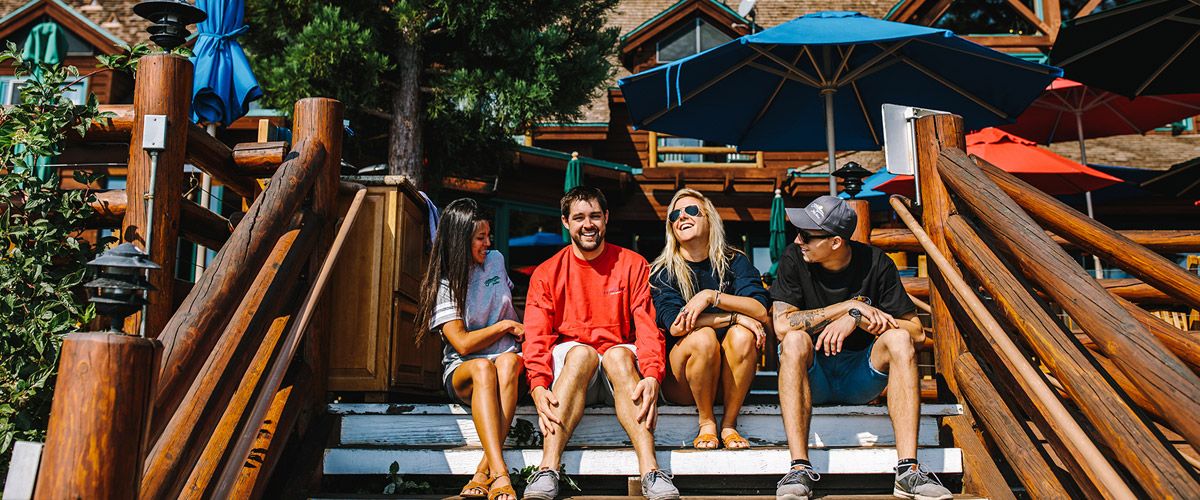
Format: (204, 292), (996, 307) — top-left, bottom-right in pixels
(832, 161), (871, 199)
(133, 0), (207, 51)
(84, 243), (160, 334)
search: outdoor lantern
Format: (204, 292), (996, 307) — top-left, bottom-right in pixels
(133, 0), (206, 51)
(84, 243), (160, 334)
(833, 161), (871, 199)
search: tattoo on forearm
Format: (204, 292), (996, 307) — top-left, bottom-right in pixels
(775, 301), (835, 333)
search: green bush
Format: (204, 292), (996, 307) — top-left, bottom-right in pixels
(0, 42), (115, 484)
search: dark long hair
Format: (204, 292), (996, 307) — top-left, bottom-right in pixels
(414, 198), (489, 347)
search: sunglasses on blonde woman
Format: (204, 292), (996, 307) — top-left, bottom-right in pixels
(668, 205), (703, 223)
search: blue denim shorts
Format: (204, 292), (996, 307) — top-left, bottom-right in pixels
(780, 340), (889, 404)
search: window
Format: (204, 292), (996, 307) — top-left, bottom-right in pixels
(657, 18), (732, 64)
(0, 76), (88, 105)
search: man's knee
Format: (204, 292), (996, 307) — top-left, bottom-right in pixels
(779, 331), (813, 366)
(879, 329), (915, 361)
(601, 345), (637, 372)
(564, 344), (600, 375)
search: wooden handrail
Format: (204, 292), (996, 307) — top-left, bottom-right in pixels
(186, 123), (260, 199)
(872, 227), (1200, 253)
(210, 182), (367, 498)
(953, 353), (1072, 499)
(903, 277), (1177, 304)
(945, 214), (1200, 496)
(889, 195), (1136, 500)
(938, 148), (1200, 458)
(140, 213), (320, 500)
(151, 138), (326, 436)
(180, 198), (231, 250)
(976, 156), (1200, 312)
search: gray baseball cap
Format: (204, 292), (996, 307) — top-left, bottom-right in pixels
(785, 195), (857, 240)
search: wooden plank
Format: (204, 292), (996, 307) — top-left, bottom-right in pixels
(905, 276), (1178, 304)
(231, 141), (290, 178)
(3, 441), (42, 500)
(944, 415), (1019, 500)
(185, 123), (260, 199)
(953, 354), (1070, 500)
(938, 149), (1200, 497)
(338, 413), (941, 448)
(871, 228), (1200, 254)
(323, 448), (963, 476)
(180, 198), (231, 251)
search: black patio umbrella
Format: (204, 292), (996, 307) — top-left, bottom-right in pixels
(1050, 0), (1200, 98)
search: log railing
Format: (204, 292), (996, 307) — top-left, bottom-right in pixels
(895, 110), (1200, 498)
(647, 131), (764, 168)
(34, 52), (352, 500)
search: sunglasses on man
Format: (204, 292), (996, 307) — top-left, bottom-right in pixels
(668, 205), (703, 223)
(798, 229), (837, 244)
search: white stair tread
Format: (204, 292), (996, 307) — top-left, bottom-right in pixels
(328, 403), (962, 416)
(323, 448), (962, 476)
(339, 413), (940, 448)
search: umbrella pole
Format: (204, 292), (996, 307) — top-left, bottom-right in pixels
(824, 89), (837, 195)
(1075, 112), (1103, 279)
(196, 123), (217, 277)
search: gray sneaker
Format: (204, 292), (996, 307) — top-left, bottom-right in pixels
(521, 468), (560, 500)
(894, 463), (952, 500)
(776, 466), (819, 500)
(641, 469), (680, 500)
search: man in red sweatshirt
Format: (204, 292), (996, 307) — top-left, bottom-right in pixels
(521, 186), (679, 500)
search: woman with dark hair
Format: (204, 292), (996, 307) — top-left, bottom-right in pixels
(649, 188), (770, 450)
(414, 199), (523, 500)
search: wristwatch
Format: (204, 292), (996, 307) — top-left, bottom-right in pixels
(848, 308), (863, 324)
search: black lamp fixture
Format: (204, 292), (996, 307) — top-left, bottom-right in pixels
(832, 161), (872, 199)
(84, 243), (160, 334)
(133, 0), (207, 51)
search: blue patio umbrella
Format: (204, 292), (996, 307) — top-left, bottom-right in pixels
(618, 11), (1060, 194)
(510, 232), (566, 248)
(190, 0), (262, 126)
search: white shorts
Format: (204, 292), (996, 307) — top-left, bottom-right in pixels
(551, 341), (638, 405)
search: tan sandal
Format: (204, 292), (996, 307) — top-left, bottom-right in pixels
(488, 474), (517, 500)
(692, 433), (719, 449)
(460, 471), (492, 498)
(722, 429), (751, 449)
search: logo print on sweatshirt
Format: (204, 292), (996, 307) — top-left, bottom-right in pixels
(603, 286), (625, 295)
(484, 276), (501, 287)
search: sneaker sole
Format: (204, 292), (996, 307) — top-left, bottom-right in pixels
(522, 492), (557, 500)
(893, 488), (951, 500)
(644, 494), (681, 500)
(777, 494), (810, 500)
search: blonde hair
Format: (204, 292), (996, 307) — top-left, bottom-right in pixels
(649, 188), (738, 300)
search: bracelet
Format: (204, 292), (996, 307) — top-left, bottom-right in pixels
(713, 292), (721, 308)
(730, 312), (738, 325)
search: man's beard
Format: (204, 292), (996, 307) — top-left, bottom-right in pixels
(570, 227), (605, 252)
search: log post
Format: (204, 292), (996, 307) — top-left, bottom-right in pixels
(34, 333), (157, 500)
(291, 98), (343, 412)
(977, 159), (1200, 311)
(846, 198), (871, 243)
(953, 353), (1072, 500)
(912, 113), (966, 396)
(121, 53), (191, 336)
(945, 215), (1200, 497)
(937, 148), (1200, 462)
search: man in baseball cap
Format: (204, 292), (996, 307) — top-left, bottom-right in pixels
(771, 196), (950, 500)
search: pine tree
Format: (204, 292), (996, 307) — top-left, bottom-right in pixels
(242, 0), (620, 187)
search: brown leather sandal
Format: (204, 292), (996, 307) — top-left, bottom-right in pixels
(722, 429), (751, 449)
(488, 474), (517, 500)
(692, 433), (719, 449)
(460, 471), (492, 498)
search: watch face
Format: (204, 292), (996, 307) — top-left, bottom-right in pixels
(849, 308), (862, 319)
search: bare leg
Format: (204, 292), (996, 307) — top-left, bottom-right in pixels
(662, 328), (720, 447)
(603, 347), (660, 476)
(871, 329), (919, 460)
(719, 325), (759, 448)
(453, 359), (509, 494)
(778, 331), (814, 461)
(538, 345), (598, 470)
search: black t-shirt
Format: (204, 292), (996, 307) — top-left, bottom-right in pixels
(650, 253), (769, 345)
(770, 240), (915, 351)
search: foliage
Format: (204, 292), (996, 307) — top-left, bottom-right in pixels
(0, 42), (113, 482)
(382, 461), (432, 495)
(511, 464), (580, 496)
(508, 417), (542, 447)
(241, 0), (621, 185)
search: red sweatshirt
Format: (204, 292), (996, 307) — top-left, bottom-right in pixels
(523, 243), (664, 390)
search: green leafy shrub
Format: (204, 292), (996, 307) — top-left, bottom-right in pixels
(0, 42), (114, 483)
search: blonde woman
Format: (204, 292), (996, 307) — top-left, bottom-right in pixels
(649, 188), (770, 449)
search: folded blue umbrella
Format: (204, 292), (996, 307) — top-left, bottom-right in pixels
(190, 0), (263, 126)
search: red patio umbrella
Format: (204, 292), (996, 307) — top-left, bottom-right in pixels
(876, 128), (1122, 196)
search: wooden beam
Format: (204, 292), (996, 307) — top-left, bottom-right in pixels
(872, 228), (1200, 253)
(939, 148), (1200, 480)
(945, 214), (1200, 498)
(180, 199), (231, 251)
(904, 277), (1177, 304)
(186, 123), (260, 199)
(231, 141), (290, 178)
(1003, 0), (1054, 35)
